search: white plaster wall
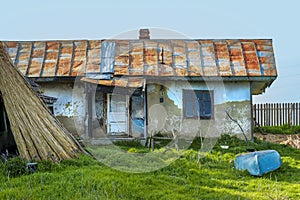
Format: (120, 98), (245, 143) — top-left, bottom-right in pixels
(39, 82), (85, 117)
(39, 82), (86, 136)
(147, 81), (252, 138)
(224, 82), (251, 102)
(162, 81), (250, 107)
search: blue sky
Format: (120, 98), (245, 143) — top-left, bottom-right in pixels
(1, 0), (299, 103)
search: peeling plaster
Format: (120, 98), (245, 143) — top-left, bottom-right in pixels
(147, 81), (252, 138)
(39, 82), (86, 135)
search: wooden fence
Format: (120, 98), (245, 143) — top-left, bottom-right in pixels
(253, 103), (300, 126)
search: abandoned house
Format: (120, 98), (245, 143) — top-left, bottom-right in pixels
(2, 29), (277, 143)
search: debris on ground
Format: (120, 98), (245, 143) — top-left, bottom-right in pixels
(280, 135), (300, 149)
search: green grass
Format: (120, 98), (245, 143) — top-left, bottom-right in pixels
(0, 135), (299, 199)
(254, 124), (300, 134)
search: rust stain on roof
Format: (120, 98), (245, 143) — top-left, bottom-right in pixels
(4, 39), (277, 78)
(81, 77), (143, 88)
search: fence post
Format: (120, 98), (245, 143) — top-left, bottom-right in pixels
(296, 103), (300, 126)
(276, 103), (279, 126)
(259, 104), (261, 126)
(266, 103), (269, 126)
(284, 103), (286, 126)
(253, 104), (256, 121)
(270, 103), (273, 126)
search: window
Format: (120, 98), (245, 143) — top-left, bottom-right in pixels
(183, 90), (213, 119)
(47, 105), (54, 114)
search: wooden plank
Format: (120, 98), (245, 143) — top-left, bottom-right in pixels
(276, 103), (279, 126)
(255, 104), (258, 125)
(274, 103), (277, 126)
(262, 104), (264, 126)
(281, 103), (284, 125)
(296, 103), (300, 126)
(266, 103), (269, 126)
(296, 103), (298, 125)
(258, 104), (263, 126)
(281, 103), (283, 126)
(284, 103), (287, 125)
(268, 103), (270, 126)
(288, 103), (290, 126)
(270, 103), (273, 126)
(282, 103), (286, 125)
(292, 103), (294, 126)
(274, 103), (276, 126)
(253, 104), (257, 123)
(260, 104), (264, 126)
(273, 103), (276, 126)
(257, 104), (260, 126)
(298, 103), (300, 125)
(270, 103), (272, 126)
(283, 103), (286, 125)
(291, 103), (294, 126)
(294, 103), (297, 126)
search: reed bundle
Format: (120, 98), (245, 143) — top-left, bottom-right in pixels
(0, 42), (84, 161)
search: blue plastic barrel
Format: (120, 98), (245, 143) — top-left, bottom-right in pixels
(234, 150), (282, 176)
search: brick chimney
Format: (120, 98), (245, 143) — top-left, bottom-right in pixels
(139, 29), (150, 39)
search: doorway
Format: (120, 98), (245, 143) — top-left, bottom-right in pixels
(0, 95), (17, 154)
(107, 94), (129, 135)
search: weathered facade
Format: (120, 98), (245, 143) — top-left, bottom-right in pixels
(3, 30), (277, 141)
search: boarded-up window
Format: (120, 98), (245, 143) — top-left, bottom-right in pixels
(183, 90), (213, 119)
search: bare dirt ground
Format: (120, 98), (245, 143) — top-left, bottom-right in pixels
(255, 133), (300, 149)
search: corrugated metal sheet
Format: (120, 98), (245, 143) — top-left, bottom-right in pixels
(100, 41), (115, 74)
(4, 39), (277, 78)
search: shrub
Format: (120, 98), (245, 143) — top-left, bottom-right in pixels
(254, 124), (300, 134)
(3, 157), (28, 177)
(60, 154), (96, 167)
(38, 159), (61, 172)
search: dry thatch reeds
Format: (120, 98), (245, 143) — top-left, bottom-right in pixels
(0, 42), (84, 161)
(281, 135), (300, 150)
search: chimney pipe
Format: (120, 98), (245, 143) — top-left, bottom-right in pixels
(139, 29), (150, 39)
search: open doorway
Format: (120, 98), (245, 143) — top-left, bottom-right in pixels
(0, 95), (18, 157)
(106, 92), (145, 138)
(130, 94), (144, 137)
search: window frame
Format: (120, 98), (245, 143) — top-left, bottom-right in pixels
(183, 89), (214, 120)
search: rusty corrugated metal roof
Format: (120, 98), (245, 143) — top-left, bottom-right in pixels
(4, 39), (277, 78)
(81, 77), (143, 88)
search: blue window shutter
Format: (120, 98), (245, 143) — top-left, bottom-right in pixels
(203, 101), (211, 116)
(184, 91), (194, 118)
(183, 90), (213, 119)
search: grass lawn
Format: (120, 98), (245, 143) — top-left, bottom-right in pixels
(0, 135), (299, 200)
